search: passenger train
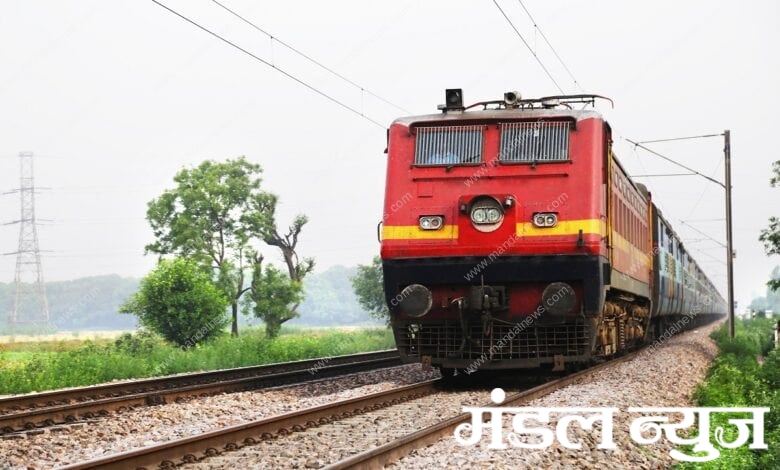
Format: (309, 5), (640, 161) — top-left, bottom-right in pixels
(380, 89), (726, 373)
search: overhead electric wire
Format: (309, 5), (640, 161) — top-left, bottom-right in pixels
(684, 157), (722, 220)
(150, 0), (385, 128)
(637, 133), (722, 144)
(210, 0), (411, 114)
(630, 173), (698, 178)
(687, 246), (727, 266)
(630, 132), (726, 224)
(625, 138), (725, 188)
(679, 220), (726, 249)
(515, 0), (582, 92)
(492, 0), (564, 94)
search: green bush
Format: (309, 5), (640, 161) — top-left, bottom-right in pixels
(120, 258), (229, 347)
(675, 319), (778, 469)
(113, 331), (161, 355)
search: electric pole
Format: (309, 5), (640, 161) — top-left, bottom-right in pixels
(627, 131), (735, 338)
(724, 130), (735, 338)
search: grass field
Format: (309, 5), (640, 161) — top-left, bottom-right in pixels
(0, 326), (395, 395)
(0, 330), (129, 345)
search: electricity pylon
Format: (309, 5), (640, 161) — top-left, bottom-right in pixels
(4, 152), (49, 324)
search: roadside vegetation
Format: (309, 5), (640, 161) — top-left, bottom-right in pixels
(0, 327), (394, 395)
(120, 258), (228, 347)
(351, 256), (388, 323)
(675, 318), (779, 469)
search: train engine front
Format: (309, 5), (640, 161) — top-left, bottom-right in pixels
(381, 90), (640, 372)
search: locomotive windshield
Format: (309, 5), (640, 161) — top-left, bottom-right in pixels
(499, 121), (570, 162)
(414, 125), (483, 166)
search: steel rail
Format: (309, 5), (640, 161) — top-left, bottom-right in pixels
(59, 380), (439, 470)
(0, 350), (400, 433)
(323, 350), (643, 469)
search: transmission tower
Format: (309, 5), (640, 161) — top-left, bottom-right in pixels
(4, 152), (49, 324)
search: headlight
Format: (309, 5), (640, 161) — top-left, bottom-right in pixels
(419, 215), (443, 230)
(533, 212), (558, 228)
(486, 208), (502, 223)
(470, 205), (503, 225)
(468, 196), (505, 232)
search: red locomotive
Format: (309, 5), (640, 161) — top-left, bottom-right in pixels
(380, 89), (726, 373)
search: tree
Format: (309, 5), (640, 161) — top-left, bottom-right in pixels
(120, 258), (228, 347)
(144, 157), (312, 337)
(261, 209), (315, 298)
(246, 198), (314, 336)
(350, 256), (388, 322)
(759, 160), (780, 291)
(248, 254), (303, 338)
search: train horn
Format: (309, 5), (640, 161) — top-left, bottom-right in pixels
(504, 91), (521, 106)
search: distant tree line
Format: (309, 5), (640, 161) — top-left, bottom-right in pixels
(0, 275), (139, 333)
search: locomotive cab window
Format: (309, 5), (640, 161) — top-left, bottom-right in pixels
(414, 125), (484, 166)
(498, 121), (571, 163)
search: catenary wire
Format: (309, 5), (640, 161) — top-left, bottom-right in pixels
(492, 0), (564, 94)
(637, 133), (722, 144)
(209, 0), (411, 114)
(624, 138), (724, 188)
(151, 0), (385, 128)
(516, 0), (582, 92)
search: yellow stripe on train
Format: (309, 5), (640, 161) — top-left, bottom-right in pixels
(382, 225), (458, 240)
(517, 218), (606, 237)
(382, 218), (605, 240)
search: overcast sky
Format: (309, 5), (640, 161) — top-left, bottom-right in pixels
(1, 0), (778, 310)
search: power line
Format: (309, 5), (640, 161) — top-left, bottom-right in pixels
(625, 138), (724, 188)
(687, 246), (726, 266)
(684, 156), (722, 220)
(492, 0), (564, 94)
(679, 220), (726, 249)
(151, 0), (385, 128)
(637, 133), (722, 144)
(210, 0), (411, 114)
(630, 173), (697, 178)
(630, 132), (725, 222)
(515, 0), (582, 92)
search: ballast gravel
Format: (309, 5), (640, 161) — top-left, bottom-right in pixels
(0, 322), (722, 469)
(0, 364), (439, 469)
(391, 321), (722, 470)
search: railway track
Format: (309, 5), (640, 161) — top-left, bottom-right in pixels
(327, 352), (642, 469)
(0, 349), (401, 434)
(61, 350), (642, 469)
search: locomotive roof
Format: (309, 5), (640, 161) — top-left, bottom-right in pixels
(392, 108), (603, 127)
